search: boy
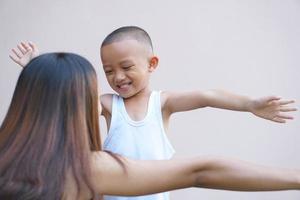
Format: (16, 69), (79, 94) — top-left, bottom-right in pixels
(99, 26), (296, 200)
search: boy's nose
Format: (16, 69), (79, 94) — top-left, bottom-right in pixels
(115, 72), (126, 82)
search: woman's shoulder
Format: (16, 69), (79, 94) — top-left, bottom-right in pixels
(91, 151), (127, 178)
(90, 151), (131, 195)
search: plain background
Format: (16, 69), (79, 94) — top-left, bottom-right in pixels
(1, 1), (299, 199)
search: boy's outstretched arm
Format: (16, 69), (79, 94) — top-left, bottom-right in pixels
(162, 90), (297, 123)
(9, 41), (39, 67)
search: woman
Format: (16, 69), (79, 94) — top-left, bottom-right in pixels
(1, 42), (299, 200)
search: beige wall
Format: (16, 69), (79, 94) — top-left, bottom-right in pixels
(1, 0), (300, 199)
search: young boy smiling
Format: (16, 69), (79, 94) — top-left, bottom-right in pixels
(99, 26), (296, 200)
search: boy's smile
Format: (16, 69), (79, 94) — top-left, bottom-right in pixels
(101, 39), (158, 98)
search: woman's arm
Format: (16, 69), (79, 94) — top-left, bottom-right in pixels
(91, 152), (300, 196)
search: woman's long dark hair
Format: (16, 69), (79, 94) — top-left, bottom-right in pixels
(0, 53), (102, 199)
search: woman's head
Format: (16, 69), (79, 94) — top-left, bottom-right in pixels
(0, 53), (101, 199)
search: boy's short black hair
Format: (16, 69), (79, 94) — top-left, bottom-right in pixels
(101, 26), (153, 52)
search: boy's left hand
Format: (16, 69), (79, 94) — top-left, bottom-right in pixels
(249, 96), (297, 123)
(9, 41), (39, 67)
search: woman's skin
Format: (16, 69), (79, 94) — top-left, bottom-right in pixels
(5, 42), (300, 200)
(64, 150), (300, 199)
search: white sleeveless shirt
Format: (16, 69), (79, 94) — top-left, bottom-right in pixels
(103, 91), (175, 200)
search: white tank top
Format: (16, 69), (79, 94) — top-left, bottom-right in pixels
(103, 91), (175, 200)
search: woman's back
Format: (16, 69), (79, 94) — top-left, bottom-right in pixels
(0, 52), (102, 200)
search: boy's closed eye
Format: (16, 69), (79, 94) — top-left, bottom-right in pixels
(104, 69), (113, 74)
(122, 65), (134, 71)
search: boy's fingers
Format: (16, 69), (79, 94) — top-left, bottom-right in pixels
(17, 44), (27, 54)
(279, 100), (295, 105)
(12, 48), (22, 58)
(28, 41), (37, 51)
(276, 113), (294, 120)
(21, 42), (31, 51)
(272, 117), (286, 123)
(9, 53), (20, 63)
(266, 96), (281, 102)
(279, 107), (297, 112)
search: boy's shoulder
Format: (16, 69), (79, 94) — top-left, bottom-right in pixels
(160, 90), (169, 108)
(99, 91), (174, 114)
(100, 93), (115, 115)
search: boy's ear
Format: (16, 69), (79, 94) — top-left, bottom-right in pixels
(148, 56), (159, 72)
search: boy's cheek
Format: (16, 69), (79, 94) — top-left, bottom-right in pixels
(105, 75), (113, 82)
(107, 79), (115, 87)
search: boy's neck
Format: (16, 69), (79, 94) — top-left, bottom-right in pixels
(123, 86), (152, 101)
(121, 87), (152, 121)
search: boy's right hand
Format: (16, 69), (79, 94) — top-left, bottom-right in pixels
(9, 42), (39, 67)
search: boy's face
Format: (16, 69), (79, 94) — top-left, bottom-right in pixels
(101, 39), (157, 98)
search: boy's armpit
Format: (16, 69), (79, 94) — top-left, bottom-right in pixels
(100, 93), (113, 116)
